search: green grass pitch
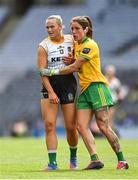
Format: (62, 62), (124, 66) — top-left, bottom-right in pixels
(0, 137), (138, 179)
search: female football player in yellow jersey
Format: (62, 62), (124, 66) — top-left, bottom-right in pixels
(39, 16), (129, 170)
(37, 15), (78, 170)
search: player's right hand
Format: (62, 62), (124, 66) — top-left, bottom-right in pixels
(48, 91), (59, 104)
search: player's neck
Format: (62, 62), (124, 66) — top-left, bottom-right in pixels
(78, 36), (88, 44)
(50, 34), (64, 43)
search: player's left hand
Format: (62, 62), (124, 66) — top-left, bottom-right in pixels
(62, 54), (74, 65)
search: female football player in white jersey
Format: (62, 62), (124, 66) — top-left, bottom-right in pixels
(37, 15), (78, 170)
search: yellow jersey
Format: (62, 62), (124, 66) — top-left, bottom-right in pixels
(74, 37), (108, 92)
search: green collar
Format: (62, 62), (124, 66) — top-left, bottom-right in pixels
(82, 36), (89, 43)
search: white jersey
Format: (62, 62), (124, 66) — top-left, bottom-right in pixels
(39, 34), (73, 69)
(108, 78), (121, 103)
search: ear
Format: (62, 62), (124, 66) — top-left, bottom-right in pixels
(84, 27), (88, 33)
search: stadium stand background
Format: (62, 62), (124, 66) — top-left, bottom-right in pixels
(0, 0), (138, 137)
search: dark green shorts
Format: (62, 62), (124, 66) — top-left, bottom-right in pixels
(77, 83), (114, 110)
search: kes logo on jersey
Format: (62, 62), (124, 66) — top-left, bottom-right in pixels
(51, 57), (62, 62)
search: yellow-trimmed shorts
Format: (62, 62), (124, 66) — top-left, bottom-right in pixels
(77, 82), (114, 110)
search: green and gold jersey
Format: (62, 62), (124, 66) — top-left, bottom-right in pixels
(74, 37), (108, 92)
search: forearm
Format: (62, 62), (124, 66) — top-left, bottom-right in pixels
(41, 76), (54, 93)
(39, 64), (78, 76)
(59, 65), (76, 75)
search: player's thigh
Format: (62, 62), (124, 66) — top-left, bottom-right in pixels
(41, 99), (59, 124)
(61, 103), (76, 127)
(77, 109), (94, 128)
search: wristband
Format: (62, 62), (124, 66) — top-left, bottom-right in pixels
(38, 69), (51, 76)
(38, 68), (60, 76)
(50, 69), (60, 75)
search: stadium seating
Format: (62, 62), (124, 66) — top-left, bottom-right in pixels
(0, 3), (138, 72)
(95, 4), (138, 51)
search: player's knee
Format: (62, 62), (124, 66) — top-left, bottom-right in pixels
(45, 121), (55, 133)
(65, 124), (77, 133)
(98, 124), (106, 133)
(98, 122), (110, 134)
(77, 123), (84, 134)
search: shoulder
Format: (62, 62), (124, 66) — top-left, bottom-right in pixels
(39, 37), (49, 51)
(86, 39), (99, 49)
(82, 38), (97, 48)
(81, 38), (99, 54)
(37, 45), (47, 56)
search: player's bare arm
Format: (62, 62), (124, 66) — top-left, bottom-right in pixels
(39, 57), (86, 76)
(37, 46), (59, 103)
(59, 57), (84, 74)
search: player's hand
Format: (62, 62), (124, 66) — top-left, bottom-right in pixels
(62, 54), (74, 65)
(48, 91), (59, 104)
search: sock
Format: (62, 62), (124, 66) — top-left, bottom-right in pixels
(116, 151), (125, 161)
(91, 154), (99, 161)
(70, 146), (77, 159)
(48, 150), (57, 165)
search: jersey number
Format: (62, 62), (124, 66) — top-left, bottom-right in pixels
(59, 49), (64, 54)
